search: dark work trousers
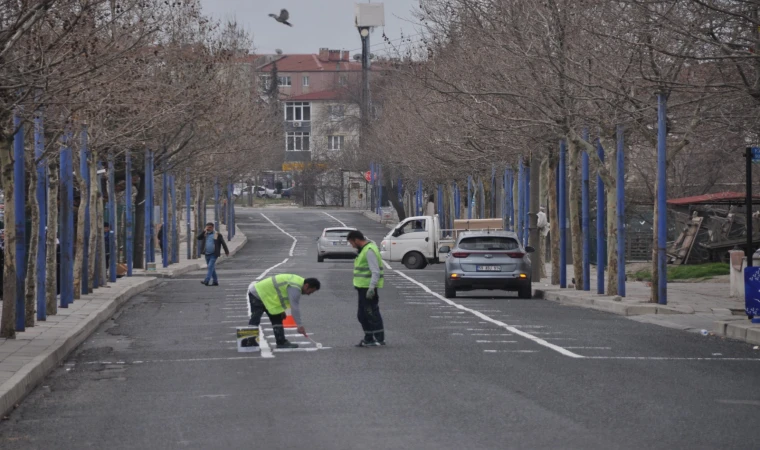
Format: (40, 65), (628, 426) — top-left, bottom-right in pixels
(357, 287), (385, 343)
(248, 292), (287, 344)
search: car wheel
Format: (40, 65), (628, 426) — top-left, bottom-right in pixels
(318, 255), (324, 263)
(403, 251), (427, 270)
(444, 282), (456, 299)
(518, 282), (532, 299)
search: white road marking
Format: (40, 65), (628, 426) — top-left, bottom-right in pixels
(322, 211), (347, 227)
(585, 356), (760, 361)
(260, 213), (297, 257)
(394, 270), (584, 359)
(476, 340), (518, 344)
(484, 350), (539, 354)
(565, 347), (612, 350)
(259, 326), (274, 358)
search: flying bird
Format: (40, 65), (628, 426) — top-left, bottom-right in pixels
(269, 9), (292, 27)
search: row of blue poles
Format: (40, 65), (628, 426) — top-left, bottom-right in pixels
(556, 128), (628, 296)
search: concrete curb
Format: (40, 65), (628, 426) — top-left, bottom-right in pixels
(714, 319), (760, 345)
(0, 278), (160, 417)
(535, 289), (692, 316)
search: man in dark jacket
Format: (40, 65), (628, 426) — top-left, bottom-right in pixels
(197, 222), (229, 286)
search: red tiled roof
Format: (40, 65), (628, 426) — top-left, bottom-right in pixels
(667, 192), (760, 206)
(288, 90), (348, 101)
(259, 54), (363, 72)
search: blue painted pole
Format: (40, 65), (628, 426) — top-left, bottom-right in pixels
(582, 131), (591, 291)
(517, 160), (524, 239)
(437, 184), (444, 227)
(93, 162), (102, 289)
(34, 110), (47, 320)
(491, 166), (496, 218)
(171, 176), (178, 263)
(397, 179), (403, 211)
(596, 139), (606, 294)
(502, 169), (508, 228)
(13, 112), (27, 328)
(508, 168), (514, 231)
(478, 178), (485, 219)
(186, 172), (191, 260)
(559, 139), (567, 288)
(617, 125), (626, 297)
(504, 169), (511, 231)
(125, 151), (133, 276)
(213, 177), (219, 231)
(657, 94), (668, 305)
(524, 163), (530, 246)
(80, 127), (90, 294)
(60, 132), (74, 308)
(144, 150), (151, 266)
(108, 154), (116, 282)
(378, 166), (383, 215)
(227, 182), (232, 241)
(418, 179), (423, 216)
(467, 176), (472, 219)
(162, 170), (169, 268)
(150, 152), (156, 263)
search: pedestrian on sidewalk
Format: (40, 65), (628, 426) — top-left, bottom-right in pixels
(197, 222), (229, 286)
(247, 275), (321, 349)
(347, 230), (386, 347)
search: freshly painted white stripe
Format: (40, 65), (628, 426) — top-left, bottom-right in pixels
(564, 347), (612, 350)
(476, 340), (518, 343)
(273, 347), (329, 352)
(585, 356), (760, 361)
(322, 211), (347, 227)
(259, 326), (274, 358)
(394, 270), (584, 359)
(260, 213), (297, 257)
(483, 350), (539, 354)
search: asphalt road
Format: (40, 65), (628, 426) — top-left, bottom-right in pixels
(2, 208), (760, 450)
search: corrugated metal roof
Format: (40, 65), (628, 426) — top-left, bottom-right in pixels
(667, 191), (760, 206)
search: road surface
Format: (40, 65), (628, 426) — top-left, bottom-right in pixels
(1, 208), (759, 449)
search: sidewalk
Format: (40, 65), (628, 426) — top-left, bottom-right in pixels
(535, 264), (759, 346)
(0, 221), (247, 417)
(133, 221), (247, 278)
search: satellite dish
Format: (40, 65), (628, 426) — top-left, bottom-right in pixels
(353, 54), (361, 61)
(275, 48), (283, 55)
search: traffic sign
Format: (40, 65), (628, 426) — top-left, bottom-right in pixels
(364, 171), (372, 182)
(752, 147), (760, 164)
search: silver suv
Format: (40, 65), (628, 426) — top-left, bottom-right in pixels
(440, 231), (534, 299)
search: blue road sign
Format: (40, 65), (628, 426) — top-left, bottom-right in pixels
(752, 147), (760, 164)
(745, 267), (760, 321)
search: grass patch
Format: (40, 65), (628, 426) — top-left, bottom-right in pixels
(630, 263), (730, 282)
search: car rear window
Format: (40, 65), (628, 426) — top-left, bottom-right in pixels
(325, 230), (351, 238)
(458, 236), (519, 250)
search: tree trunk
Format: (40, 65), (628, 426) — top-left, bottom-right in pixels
(538, 156), (549, 280)
(133, 171), (146, 269)
(548, 154), (560, 285)
(87, 152), (99, 282)
(606, 187), (619, 296)
(45, 161), (59, 316)
(96, 188), (107, 286)
(568, 140), (584, 290)
(0, 135), (18, 338)
(73, 169), (87, 299)
(25, 158), (39, 326)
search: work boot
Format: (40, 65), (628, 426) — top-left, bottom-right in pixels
(273, 326), (298, 349)
(356, 339), (380, 347)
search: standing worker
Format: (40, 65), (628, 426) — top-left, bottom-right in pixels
(198, 222), (229, 286)
(347, 230), (386, 347)
(247, 275), (321, 349)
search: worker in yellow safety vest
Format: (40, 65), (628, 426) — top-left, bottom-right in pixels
(347, 230), (385, 347)
(247, 274), (321, 349)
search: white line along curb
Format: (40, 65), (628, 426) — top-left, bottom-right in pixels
(260, 213), (298, 257)
(393, 270), (585, 359)
(322, 211), (347, 227)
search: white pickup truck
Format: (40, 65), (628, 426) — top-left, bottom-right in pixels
(379, 215), (504, 269)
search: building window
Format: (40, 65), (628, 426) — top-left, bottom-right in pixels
(328, 105), (345, 120)
(303, 76), (309, 87)
(259, 75), (271, 90)
(286, 132), (310, 151)
(327, 135), (345, 150)
(339, 74), (348, 86)
(278, 76), (292, 86)
(285, 102), (311, 121)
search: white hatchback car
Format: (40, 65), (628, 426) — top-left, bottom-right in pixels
(316, 227), (358, 262)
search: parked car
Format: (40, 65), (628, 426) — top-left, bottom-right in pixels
(316, 227), (358, 262)
(250, 186), (276, 198)
(281, 187), (293, 198)
(440, 230), (534, 299)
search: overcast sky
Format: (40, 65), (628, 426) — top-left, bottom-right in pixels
(199, 0), (421, 56)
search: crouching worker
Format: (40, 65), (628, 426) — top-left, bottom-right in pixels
(247, 275), (321, 349)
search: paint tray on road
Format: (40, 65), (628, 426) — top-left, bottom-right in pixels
(237, 327), (260, 353)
